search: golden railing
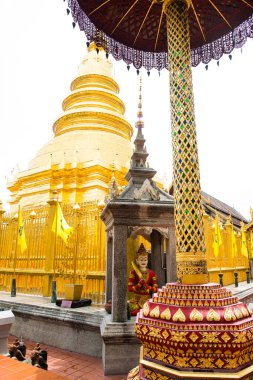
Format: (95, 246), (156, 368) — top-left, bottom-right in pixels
(204, 214), (251, 285)
(0, 202), (251, 302)
(0, 201), (105, 304)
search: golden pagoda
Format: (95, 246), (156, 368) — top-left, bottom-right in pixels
(7, 42), (133, 210)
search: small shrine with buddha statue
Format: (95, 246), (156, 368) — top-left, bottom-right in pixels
(100, 78), (176, 375)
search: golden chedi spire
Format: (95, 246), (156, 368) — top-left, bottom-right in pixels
(7, 43), (133, 210)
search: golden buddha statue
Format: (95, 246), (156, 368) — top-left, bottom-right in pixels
(128, 243), (158, 316)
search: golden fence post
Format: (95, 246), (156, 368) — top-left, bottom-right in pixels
(43, 190), (58, 297)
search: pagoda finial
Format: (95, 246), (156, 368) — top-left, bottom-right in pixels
(135, 76), (144, 132)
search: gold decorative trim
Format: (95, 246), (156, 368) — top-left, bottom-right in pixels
(140, 346), (253, 379)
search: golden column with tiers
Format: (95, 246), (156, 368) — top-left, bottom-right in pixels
(7, 42), (133, 210)
(165, 0), (208, 285)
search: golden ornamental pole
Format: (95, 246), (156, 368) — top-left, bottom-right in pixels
(163, 0), (208, 284)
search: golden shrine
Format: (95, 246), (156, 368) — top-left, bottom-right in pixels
(7, 41), (133, 210)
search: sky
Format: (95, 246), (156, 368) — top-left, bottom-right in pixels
(0, 1), (253, 219)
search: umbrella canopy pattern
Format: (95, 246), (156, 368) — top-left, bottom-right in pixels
(69, 0), (253, 69)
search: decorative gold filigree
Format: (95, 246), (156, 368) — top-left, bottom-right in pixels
(234, 307), (243, 319)
(162, 329), (169, 339)
(170, 331), (187, 342)
(149, 327), (162, 338)
(190, 308), (203, 321)
(220, 332), (231, 343)
(201, 332), (219, 343)
(143, 302), (149, 316)
(189, 332), (199, 342)
(241, 306), (249, 317)
(142, 325), (148, 335)
(224, 308), (236, 322)
(172, 308), (186, 322)
(206, 308), (221, 322)
(160, 308), (171, 320)
(150, 306), (160, 318)
(232, 332), (248, 344)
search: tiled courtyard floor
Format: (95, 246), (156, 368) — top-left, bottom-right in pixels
(7, 336), (126, 380)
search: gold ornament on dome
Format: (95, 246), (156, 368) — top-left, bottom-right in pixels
(206, 308), (220, 322)
(241, 306), (249, 317)
(224, 308), (237, 322)
(150, 306), (160, 318)
(233, 307), (243, 319)
(190, 308), (204, 322)
(172, 308), (186, 322)
(160, 308), (171, 320)
(143, 302), (149, 316)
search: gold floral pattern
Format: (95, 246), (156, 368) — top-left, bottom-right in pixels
(149, 327), (162, 338)
(170, 331), (187, 342)
(201, 332), (219, 343)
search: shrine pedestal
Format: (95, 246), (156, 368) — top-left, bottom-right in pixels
(101, 315), (140, 375)
(133, 283), (253, 380)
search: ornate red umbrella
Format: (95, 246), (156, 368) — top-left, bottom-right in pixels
(69, 0), (253, 69)
(68, 1), (253, 378)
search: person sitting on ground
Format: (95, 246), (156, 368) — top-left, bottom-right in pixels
(14, 350), (27, 362)
(34, 356), (48, 370)
(30, 351), (40, 366)
(7, 344), (17, 358)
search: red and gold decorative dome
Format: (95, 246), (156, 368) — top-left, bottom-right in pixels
(133, 282), (253, 379)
